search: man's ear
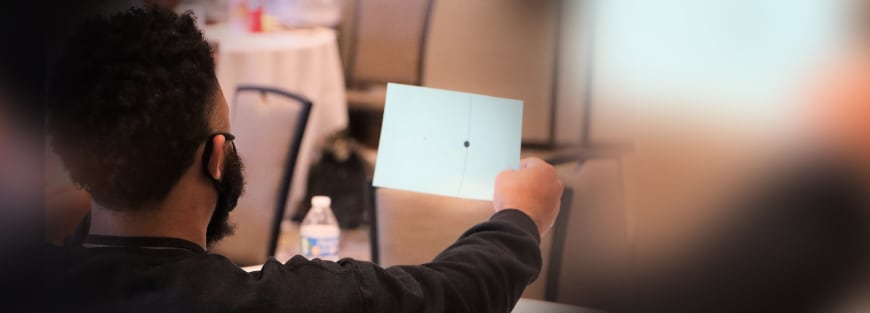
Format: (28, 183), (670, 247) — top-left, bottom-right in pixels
(208, 135), (226, 180)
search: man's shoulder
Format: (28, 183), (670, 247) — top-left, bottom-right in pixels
(41, 244), (245, 276)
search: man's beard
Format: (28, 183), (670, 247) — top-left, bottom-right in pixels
(205, 148), (245, 246)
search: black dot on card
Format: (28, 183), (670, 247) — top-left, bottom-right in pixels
(464, 140), (470, 148)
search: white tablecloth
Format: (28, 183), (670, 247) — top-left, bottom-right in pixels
(512, 298), (600, 313)
(204, 25), (348, 216)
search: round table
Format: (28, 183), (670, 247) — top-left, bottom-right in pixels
(203, 24), (348, 217)
(512, 298), (601, 313)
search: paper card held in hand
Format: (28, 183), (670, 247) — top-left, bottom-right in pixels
(373, 83), (523, 201)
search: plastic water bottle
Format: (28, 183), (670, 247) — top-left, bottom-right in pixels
(300, 196), (340, 261)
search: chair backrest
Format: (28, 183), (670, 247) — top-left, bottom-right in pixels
(345, 0), (434, 85)
(368, 184), (573, 300)
(209, 86), (312, 266)
(544, 141), (772, 311)
(421, 0), (560, 144)
(369, 188), (493, 266)
(547, 159), (633, 311)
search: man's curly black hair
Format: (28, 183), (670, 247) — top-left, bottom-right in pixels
(47, 8), (218, 210)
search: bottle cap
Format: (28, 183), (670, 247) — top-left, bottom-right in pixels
(311, 195), (331, 208)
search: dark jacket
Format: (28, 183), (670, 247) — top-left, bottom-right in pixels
(44, 209), (541, 313)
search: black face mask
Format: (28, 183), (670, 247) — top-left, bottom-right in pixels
(201, 133), (246, 246)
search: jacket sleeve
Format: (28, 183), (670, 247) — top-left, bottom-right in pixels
(350, 209), (543, 313)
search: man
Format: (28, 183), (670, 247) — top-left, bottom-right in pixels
(44, 8), (563, 313)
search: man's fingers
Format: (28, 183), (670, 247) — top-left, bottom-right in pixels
(496, 169), (516, 182)
(520, 157), (547, 169)
(521, 158), (557, 179)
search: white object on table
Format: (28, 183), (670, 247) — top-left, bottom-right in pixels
(241, 264), (264, 272)
(373, 83), (523, 201)
(204, 24), (348, 217)
(512, 298), (600, 313)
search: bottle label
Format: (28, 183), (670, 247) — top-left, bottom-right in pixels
(300, 236), (339, 259)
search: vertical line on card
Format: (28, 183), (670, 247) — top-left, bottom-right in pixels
(457, 95), (473, 196)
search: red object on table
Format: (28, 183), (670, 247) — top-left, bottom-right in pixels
(249, 5), (262, 32)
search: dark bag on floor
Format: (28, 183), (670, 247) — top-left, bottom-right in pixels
(292, 132), (367, 229)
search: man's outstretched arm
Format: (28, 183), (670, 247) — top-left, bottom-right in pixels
(353, 158), (564, 313)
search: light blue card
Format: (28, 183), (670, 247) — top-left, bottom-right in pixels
(373, 83), (523, 201)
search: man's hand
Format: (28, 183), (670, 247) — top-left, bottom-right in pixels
(494, 158), (564, 236)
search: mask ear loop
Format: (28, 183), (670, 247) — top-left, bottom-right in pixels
(64, 211), (91, 247)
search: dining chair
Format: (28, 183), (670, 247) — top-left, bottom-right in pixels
(209, 85), (312, 266)
(343, 0), (435, 148)
(345, 0), (434, 87)
(421, 0), (561, 145)
(367, 182), (574, 301)
(544, 158), (633, 311)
